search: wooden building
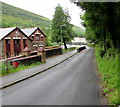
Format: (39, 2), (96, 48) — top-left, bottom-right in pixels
(21, 27), (46, 51)
(0, 27), (33, 58)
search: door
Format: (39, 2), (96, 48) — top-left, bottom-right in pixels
(23, 39), (27, 49)
(6, 39), (10, 58)
(14, 39), (21, 56)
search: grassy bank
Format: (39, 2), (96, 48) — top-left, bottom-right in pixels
(0, 61), (42, 77)
(62, 47), (77, 53)
(94, 45), (119, 105)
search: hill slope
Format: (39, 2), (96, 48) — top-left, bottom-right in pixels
(73, 26), (85, 37)
(2, 2), (51, 28)
(1, 2), (85, 37)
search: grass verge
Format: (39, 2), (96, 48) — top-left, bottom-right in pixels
(62, 47), (78, 53)
(0, 61), (42, 77)
(94, 44), (119, 105)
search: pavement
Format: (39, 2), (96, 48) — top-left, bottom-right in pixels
(1, 50), (77, 89)
(2, 47), (101, 105)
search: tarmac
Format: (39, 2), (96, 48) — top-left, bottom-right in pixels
(1, 50), (77, 89)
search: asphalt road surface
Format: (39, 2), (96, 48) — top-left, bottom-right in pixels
(2, 47), (101, 105)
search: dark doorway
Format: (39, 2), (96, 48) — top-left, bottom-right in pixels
(14, 39), (21, 56)
(23, 39), (27, 49)
(6, 39), (10, 58)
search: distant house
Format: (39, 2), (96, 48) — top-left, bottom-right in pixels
(72, 37), (87, 45)
(21, 27), (46, 51)
(0, 27), (33, 58)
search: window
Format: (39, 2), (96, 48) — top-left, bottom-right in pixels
(16, 31), (19, 34)
(41, 36), (44, 41)
(14, 31), (20, 36)
(41, 35), (44, 41)
(7, 40), (10, 44)
(32, 36), (34, 40)
(36, 34), (40, 41)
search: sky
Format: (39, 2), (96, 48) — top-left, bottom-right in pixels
(1, 0), (84, 28)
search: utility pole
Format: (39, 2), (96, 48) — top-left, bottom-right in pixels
(61, 24), (66, 47)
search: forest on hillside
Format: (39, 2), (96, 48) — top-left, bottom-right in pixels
(73, 26), (85, 37)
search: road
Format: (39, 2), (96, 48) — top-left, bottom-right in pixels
(2, 47), (101, 105)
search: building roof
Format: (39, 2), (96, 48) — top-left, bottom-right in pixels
(21, 27), (46, 37)
(0, 27), (46, 40)
(21, 27), (38, 36)
(0, 27), (16, 40)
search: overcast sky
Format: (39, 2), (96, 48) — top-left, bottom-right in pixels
(1, 0), (84, 28)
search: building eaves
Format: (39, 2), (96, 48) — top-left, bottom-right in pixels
(0, 27), (16, 40)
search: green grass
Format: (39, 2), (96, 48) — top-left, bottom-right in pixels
(62, 47), (77, 53)
(95, 45), (119, 105)
(0, 61), (42, 77)
(87, 43), (95, 47)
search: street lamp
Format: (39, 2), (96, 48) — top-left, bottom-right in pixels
(61, 24), (66, 47)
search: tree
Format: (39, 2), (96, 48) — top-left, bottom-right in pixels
(52, 4), (74, 49)
(40, 26), (53, 46)
(72, 26), (85, 37)
(74, 2), (120, 52)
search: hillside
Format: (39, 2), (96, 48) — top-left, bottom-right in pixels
(73, 26), (85, 37)
(1, 2), (85, 37)
(2, 2), (52, 28)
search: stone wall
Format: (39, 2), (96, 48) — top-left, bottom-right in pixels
(46, 47), (62, 57)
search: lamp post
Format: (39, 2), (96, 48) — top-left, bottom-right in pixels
(61, 24), (66, 47)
